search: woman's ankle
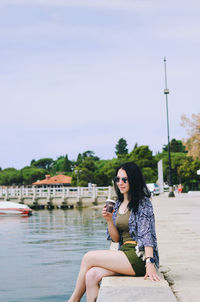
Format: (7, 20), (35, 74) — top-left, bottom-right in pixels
(67, 295), (80, 302)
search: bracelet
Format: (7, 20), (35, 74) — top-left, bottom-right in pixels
(145, 257), (155, 264)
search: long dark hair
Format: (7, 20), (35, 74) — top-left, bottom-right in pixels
(114, 162), (151, 213)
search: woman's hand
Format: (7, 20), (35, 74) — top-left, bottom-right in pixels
(102, 205), (113, 222)
(102, 205), (120, 242)
(144, 263), (160, 281)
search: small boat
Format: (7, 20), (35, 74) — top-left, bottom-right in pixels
(0, 201), (32, 216)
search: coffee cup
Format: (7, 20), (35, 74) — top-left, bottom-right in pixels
(106, 199), (116, 213)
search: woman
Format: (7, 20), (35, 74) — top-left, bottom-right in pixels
(68, 162), (160, 302)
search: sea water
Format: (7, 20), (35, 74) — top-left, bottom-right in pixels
(0, 208), (109, 302)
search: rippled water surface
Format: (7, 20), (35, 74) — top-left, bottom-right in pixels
(0, 208), (109, 302)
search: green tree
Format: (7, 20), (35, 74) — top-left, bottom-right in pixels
(178, 157), (200, 191)
(0, 168), (23, 185)
(21, 166), (46, 185)
(75, 151), (99, 166)
(128, 145), (157, 183)
(30, 159), (36, 166)
(141, 167), (157, 183)
(155, 152), (187, 185)
(163, 138), (186, 153)
(94, 159), (121, 186)
(94, 160), (111, 186)
(32, 158), (54, 171)
(129, 145), (156, 169)
(76, 153), (83, 166)
(82, 150), (99, 161)
(62, 154), (72, 172)
(115, 138), (128, 157)
(94, 157), (130, 186)
(51, 156), (64, 173)
(72, 157), (96, 186)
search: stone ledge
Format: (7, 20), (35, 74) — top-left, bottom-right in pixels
(97, 274), (177, 302)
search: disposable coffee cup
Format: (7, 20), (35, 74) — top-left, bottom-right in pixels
(106, 199), (116, 213)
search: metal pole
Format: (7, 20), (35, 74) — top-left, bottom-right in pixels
(163, 57), (175, 197)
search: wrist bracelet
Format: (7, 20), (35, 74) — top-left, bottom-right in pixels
(145, 257), (155, 264)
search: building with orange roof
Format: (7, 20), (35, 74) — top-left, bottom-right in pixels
(33, 174), (72, 187)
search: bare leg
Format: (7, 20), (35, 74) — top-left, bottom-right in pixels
(86, 267), (118, 302)
(67, 250), (135, 302)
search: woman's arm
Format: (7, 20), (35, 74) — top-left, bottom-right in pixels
(144, 246), (160, 281)
(136, 200), (160, 281)
(144, 246), (153, 258)
(102, 205), (120, 242)
(107, 220), (120, 242)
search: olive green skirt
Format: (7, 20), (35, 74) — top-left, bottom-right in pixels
(120, 243), (146, 276)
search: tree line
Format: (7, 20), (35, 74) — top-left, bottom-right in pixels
(0, 113), (200, 192)
(0, 138), (200, 192)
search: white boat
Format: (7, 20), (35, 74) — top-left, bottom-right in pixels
(0, 201), (32, 216)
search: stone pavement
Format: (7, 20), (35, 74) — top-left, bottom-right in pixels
(97, 192), (200, 302)
(153, 192), (200, 302)
(97, 274), (176, 302)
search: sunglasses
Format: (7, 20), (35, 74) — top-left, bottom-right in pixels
(114, 176), (128, 184)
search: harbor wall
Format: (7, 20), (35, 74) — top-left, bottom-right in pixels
(0, 186), (115, 209)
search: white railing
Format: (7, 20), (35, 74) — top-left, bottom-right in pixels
(0, 185), (114, 199)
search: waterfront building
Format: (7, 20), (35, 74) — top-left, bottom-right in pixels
(32, 174), (72, 188)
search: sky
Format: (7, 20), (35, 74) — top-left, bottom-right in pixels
(0, 0), (200, 169)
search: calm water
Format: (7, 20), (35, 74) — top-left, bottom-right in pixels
(0, 208), (109, 302)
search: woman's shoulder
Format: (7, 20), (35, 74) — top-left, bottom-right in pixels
(138, 196), (153, 213)
(140, 195), (151, 205)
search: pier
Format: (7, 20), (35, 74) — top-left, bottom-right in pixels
(97, 193), (200, 302)
(0, 185), (115, 209)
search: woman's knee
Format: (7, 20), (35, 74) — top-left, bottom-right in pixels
(85, 267), (103, 287)
(82, 251), (95, 267)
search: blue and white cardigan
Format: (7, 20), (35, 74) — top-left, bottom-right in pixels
(107, 197), (159, 268)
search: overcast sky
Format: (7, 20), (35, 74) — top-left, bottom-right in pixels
(0, 0), (199, 169)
